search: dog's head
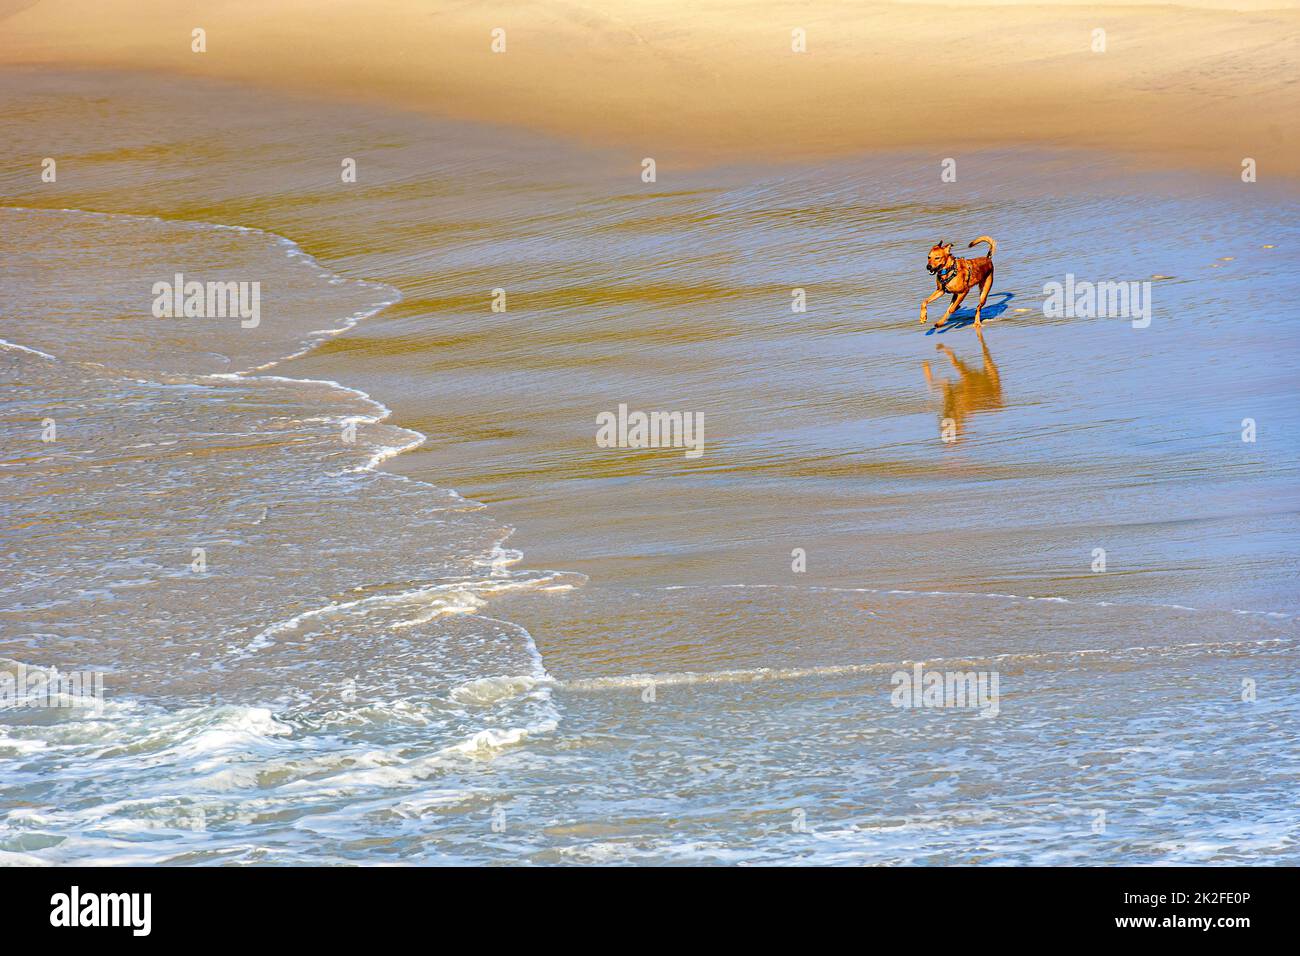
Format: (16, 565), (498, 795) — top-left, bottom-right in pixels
(926, 241), (954, 275)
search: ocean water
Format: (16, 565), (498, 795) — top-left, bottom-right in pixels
(1, 70), (1297, 864)
(1, 208), (581, 863)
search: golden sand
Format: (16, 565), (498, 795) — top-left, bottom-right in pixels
(1, 0), (1297, 175)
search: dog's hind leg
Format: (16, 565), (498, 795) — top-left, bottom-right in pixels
(973, 273), (994, 328)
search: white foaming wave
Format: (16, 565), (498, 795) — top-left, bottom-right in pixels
(202, 371), (435, 480)
(173, 215), (579, 756)
(25, 209), (586, 684)
(552, 839), (753, 866)
(0, 730), (46, 756)
(8, 205), (420, 497)
(385, 792), (481, 819)
(0, 337), (58, 361)
(269, 744), (495, 793)
(361, 431), (427, 472)
(0, 850), (51, 867)
(387, 590), (487, 629)
(448, 721), (557, 755)
(477, 543), (524, 578)
(656, 582), (1300, 622)
(449, 674), (544, 706)
(243, 290), (402, 375)
(0, 690), (554, 853)
(554, 635), (1296, 693)
(167, 707), (293, 759)
(0, 702), (298, 833)
(6, 207), (409, 481)
(265, 713), (558, 795)
(231, 570), (584, 656)
(294, 698), (443, 733)
(0, 658), (130, 719)
(560, 664), (891, 691)
(2, 208), (584, 860)
(4, 205), (402, 379)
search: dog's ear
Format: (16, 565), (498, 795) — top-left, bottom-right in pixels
(941, 241), (952, 251)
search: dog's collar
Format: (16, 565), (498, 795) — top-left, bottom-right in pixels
(936, 262), (957, 282)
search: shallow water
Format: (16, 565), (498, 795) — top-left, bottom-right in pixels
(0, 70), (1297, 864)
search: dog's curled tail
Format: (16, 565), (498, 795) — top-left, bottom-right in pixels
(968, 236), (996, 257)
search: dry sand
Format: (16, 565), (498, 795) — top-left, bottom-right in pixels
(1, 1), (1296, 175)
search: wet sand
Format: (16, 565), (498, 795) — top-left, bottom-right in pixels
(1, 63), (1298, 863)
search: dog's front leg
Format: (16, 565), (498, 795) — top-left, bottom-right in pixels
(920, 287), (945, 323)
(937, 289), (969, 326)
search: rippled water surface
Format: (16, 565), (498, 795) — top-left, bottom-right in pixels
(1, 70), (1297, 864)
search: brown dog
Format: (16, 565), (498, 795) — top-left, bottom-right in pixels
(920, 236), (996, 329)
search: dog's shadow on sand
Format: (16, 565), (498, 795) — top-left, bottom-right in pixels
(925, 292), (1014, 335)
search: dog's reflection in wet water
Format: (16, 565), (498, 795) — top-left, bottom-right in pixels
(922, 338), (1004, 442)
